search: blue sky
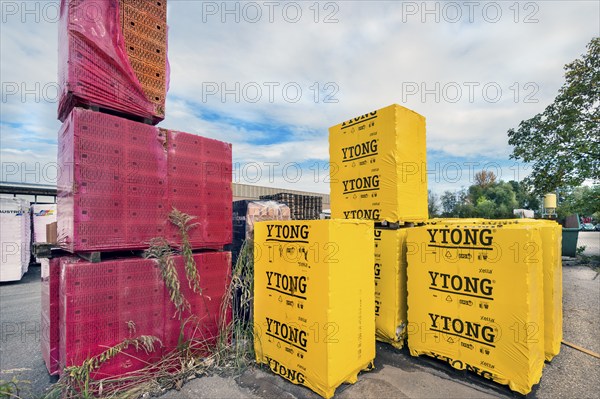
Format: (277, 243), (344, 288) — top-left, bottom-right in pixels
(1, 1), (599, 195)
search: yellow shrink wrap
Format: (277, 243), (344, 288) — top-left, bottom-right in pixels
(493, 219), (562, 361)
(329, 104), (427, 223)
(406, 223), (545, 395)
(424, 218), (562, 361)
(254, 219), (375, 399)
(374, 227), (408, 348)
(425, 218), (486, 225)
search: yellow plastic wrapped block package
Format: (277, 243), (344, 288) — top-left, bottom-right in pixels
(329, 104), (427, 223)
(425, 218), (486, 225)
(424, 218), (563, 361)
(406, 223), (545, 395)
(374, 227), (408, 348)
(496, 219), (562, 361)
(254, 219), (375, 399)
(535, 220), (562, 361)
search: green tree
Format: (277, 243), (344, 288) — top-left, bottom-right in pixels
(440, 190), (458, 216)
(475, 197), (496, 218)
(507, 37), (600, 194)
(428, 190), (440, 217)
(557, 185), (600, 220)
(468, 181), (517, 218)
(509, 180), (541, 211)
(441, 176), (520, 219)
(455, 202), (476, 218)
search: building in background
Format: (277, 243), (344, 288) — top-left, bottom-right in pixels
(0, 182), (330, 210)
(232, 183), (330, 211)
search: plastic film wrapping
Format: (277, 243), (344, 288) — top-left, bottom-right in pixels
(166, 130), (233, 249)
(406, 223), (545, 395)
(259, 193), (323, 220)
(254, 220), (375, 398)
(57, 107), (167, 252)
(57, 108), (232, 252)
(329, 104), (428, 223)
(41, 257), (64, 375)
(58, 256), (164, 378)
(491, 219), (562, 361)
(57, 253), (230, 377)
(58, 0), (168, 124)
(425, 218), (563, 361)
(162, 252), (231, 354)
(374, 227), (409, 348)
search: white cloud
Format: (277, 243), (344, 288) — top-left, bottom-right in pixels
(1, 0), (598, 194)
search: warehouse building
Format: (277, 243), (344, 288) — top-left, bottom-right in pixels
(232, 183), (330, 210)
(0, 182), (330, 210)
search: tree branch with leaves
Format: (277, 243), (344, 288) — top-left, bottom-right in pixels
(508, 37), (599, 194)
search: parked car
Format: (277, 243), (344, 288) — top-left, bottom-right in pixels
(581, 223), (596, 231)
(595, 223), (600, 231)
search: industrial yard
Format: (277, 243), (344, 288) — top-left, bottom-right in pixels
(0, 255), (598, 398)
(1, 1), (598, 398)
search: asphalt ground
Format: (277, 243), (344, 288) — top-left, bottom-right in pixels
(577, 231), (600, 256)
(1, 252), (599, 398)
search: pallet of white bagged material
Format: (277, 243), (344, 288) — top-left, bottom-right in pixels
(0, 197), (31, 282)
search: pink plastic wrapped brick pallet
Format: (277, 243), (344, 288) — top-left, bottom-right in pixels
(58, 0), (169, 124)
(166, 130), (233, 249)
(57, 253), (230, 379)
(57, 107), (168, 252)
(41, 258), (65, 375)
(57, 108), (232, 252)
(59, 257), (165, 378)
(163, 252), (232, 354)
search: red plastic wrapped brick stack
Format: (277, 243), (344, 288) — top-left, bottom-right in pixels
(57, 108), (232, 252)
(58, 0), (168, 124)
(41, 258), (62, 375)
(58, 257), (164, 377)
(46, 0), (233, 380)
(57, 108), (168, 252)
(163, 252), (232, 354)
(53, 254), (230, 378)
(167, 130), (233, 248)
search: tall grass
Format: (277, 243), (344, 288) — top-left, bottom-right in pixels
(44, 212), (256, 398)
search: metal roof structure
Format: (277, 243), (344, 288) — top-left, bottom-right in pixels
(0, 181), (330, 208)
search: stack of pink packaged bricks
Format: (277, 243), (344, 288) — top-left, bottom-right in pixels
(41, 0), (233, 379)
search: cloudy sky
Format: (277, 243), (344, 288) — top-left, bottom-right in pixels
(1, 1), (598, 195)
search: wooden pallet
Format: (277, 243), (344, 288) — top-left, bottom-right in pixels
(375, 220), (427, 229)
(33, 243), (70, 259)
